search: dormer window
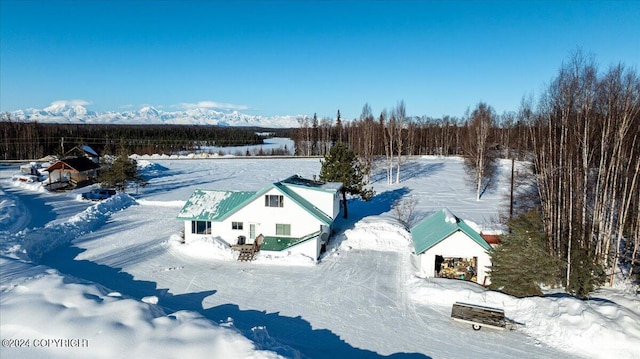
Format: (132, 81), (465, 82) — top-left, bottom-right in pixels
(265, 195), (284, 207)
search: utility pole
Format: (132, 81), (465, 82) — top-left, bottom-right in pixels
(509, 157), (515, 220)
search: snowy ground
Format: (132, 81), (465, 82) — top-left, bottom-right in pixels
(1, 156), (639, 359)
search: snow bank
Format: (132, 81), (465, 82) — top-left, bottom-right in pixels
(0, 188), (28, 233)
(137, 199), (186, 208)
(132, 153), (226, 160)
(165, 233), (238, 261)
(335, 217), (412, 252)
(408, 277), (640, 359)
(0, 258), (284, 359)
(10, 178), (47, 192)
(136, 159), (168, 170)
(165, 233), (316, 266)
(1, 194), (137, 262)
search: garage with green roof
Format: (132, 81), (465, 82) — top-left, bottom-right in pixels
(410, 209), (493, 285)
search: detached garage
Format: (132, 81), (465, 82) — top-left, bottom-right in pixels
(410, 209), (493, 286)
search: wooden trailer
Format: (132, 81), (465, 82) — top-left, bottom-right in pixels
(450, 302), (507, 331)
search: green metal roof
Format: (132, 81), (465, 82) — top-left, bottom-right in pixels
(260, 231), (321, 252)
(273, 182), (333, 225)
(410, 209), (492, 255)
(177, 176), (335, 225)
(176, 189), (256, 221)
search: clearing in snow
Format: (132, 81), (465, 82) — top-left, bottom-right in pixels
(1, 156), (638, 359)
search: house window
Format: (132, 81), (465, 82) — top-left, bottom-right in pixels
(265, 195), (284, 207)
(276, 223), (291, 236)
(232, 221), (243, 230)
(192, 221), (211, 234)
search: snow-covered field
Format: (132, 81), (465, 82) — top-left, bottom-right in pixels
(1, 155), (639, 359)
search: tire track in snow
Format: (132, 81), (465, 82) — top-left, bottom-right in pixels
(0, 194), (137, 263)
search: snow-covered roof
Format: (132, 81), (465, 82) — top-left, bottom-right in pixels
(410, 209), (492, 255)
(177, 175), (336, 224)
(280, 174), (342, 192)
(176, 189), (256, 221)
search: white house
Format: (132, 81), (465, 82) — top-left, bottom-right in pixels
(410, 209), (493, 285)
(177, 175), (343, 260)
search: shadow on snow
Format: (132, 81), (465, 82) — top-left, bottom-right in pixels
(334, 187), (412, 230)
(370, 161), (445, 184)
(40, 245), (430, 359)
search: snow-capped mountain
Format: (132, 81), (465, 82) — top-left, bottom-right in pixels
(9, 104), (301, 128)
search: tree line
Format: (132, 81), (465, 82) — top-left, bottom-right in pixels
(524, 53), (639, 296)
(293, 101), (530, 187)
(0, 120), (274, 160)
(293, 53), (639, 295)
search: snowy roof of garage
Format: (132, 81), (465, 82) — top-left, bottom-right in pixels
(410, 209), (492, 255)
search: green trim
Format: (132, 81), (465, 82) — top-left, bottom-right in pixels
(410, 209), (492, 255)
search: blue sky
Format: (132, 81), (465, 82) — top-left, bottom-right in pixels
(1, 0), (639, 119)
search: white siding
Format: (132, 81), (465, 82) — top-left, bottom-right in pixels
(184, 188), (327, 245)
(182, 185), (335, 259)
(417, 231), (492, 285)
(286, 186), (340, 219)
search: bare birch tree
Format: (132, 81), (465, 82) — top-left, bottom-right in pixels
(359, 103), (376, 183)
(462, 102), (497, 201)
(529, 51), (640, 295)
(393, 100), (406, 184)
(380, 109), (394, 184)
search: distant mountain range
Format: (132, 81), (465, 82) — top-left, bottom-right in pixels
(8, 103), (302, 128)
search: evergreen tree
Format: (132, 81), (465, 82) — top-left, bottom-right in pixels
(98, 139), (146, 191)
(319, 143), (374, 218)
(566, 245), (606, 299)
(311, 113), (319, 155)
(336, 109), (343, 143)
(489, 210), (562, 297)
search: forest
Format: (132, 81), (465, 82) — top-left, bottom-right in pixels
(0, 122), (282, 160)
(292, 53), (639, 295)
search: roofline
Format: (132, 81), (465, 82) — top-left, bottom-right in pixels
(280, 176), (343, 193)
(45, 158), (99, 172)
(177, 176), (336, 224)
(411, 225), (458, 255)
(176, 189), (257, 221)
(273, 183), (332, 225)
(410, 209), (493, 254)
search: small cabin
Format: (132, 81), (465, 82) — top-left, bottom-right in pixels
(45, 157), (100, 189)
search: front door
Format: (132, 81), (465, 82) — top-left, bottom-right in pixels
(249, 224), (256, 239)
